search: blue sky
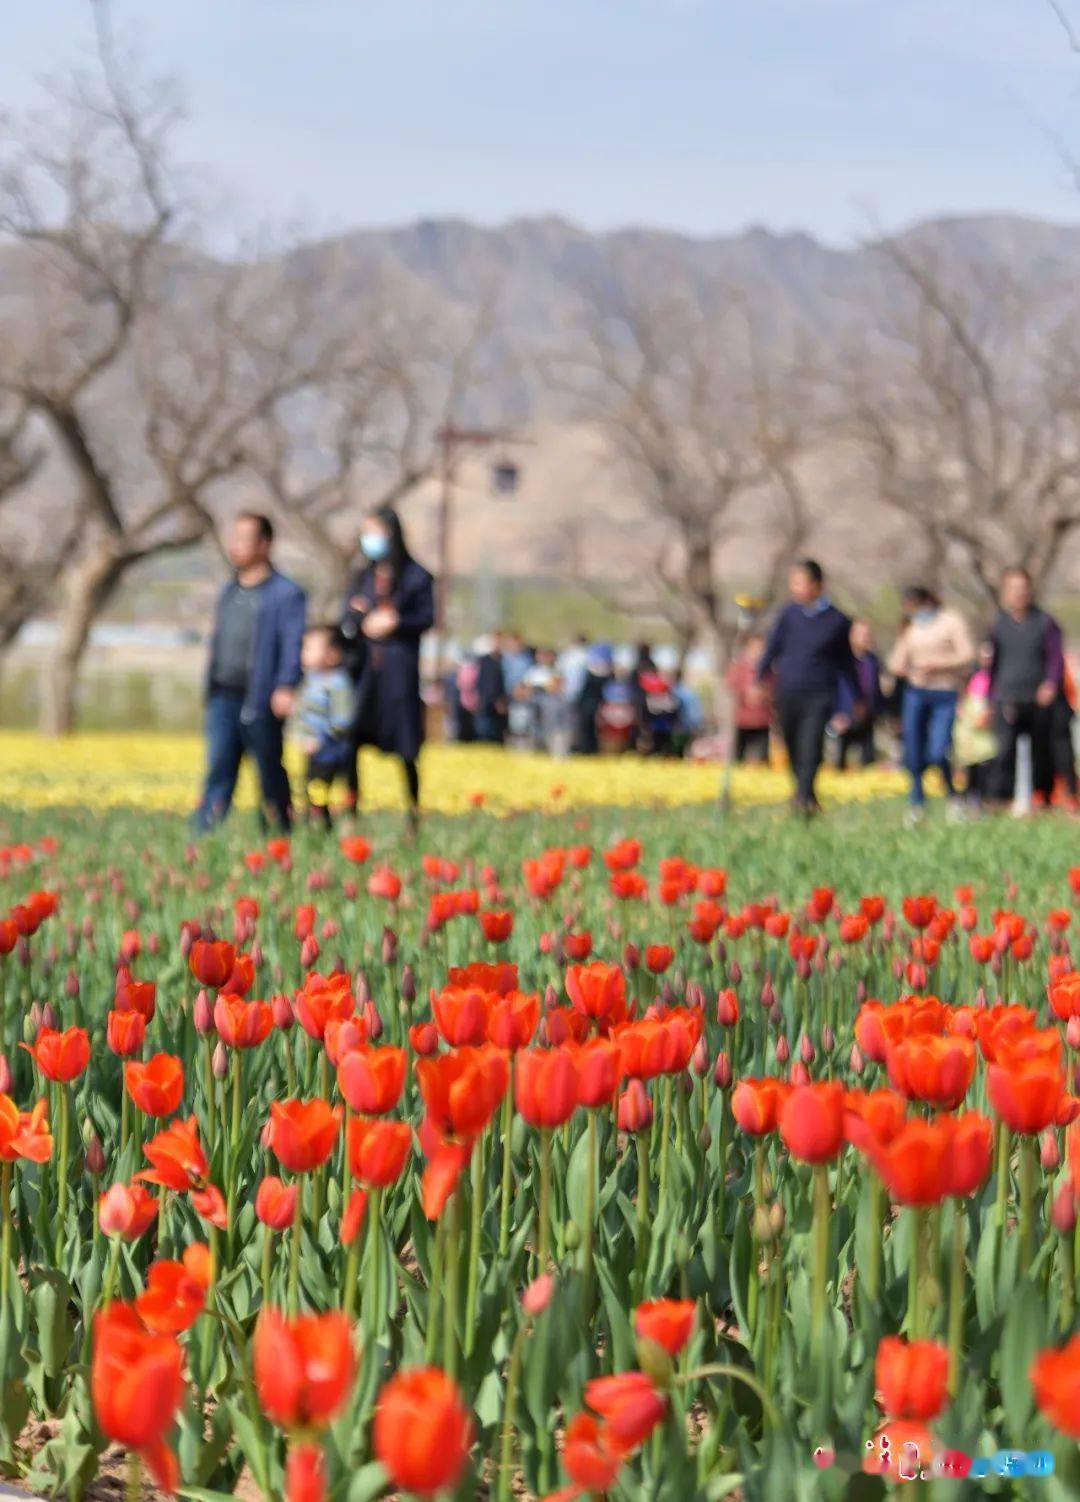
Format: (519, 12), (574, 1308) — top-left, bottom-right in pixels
(4, 1), (1080, 244)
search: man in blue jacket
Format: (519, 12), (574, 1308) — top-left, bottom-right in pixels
(757, 558), (860, 813)
(194, 512), (306, 830)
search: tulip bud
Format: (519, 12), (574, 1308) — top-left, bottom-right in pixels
(522, 1274), (554, 1316)
(16, 938), (30, 968)
(27, 1002), (42, 1037)
(179, 924), (195, 958)
(1067, 1017), (1080, 1051)
(272, 992), (294, 1031)
(564, 1220), (581, 1251)
(674, 1230), (692, 1267)
(85, 1133), (106, 1176)
(41, 1002), (58, 1031)
(212, 1040), (229, 1079)
(849, 1043), (865, 1076)
(760, 974), (775, 1009)
(716, 989), (739, 1027)
(300, 934), (320, 969)
(636, 1334), (674, 1388)
(1041, 1131), (1061, 1171)
(800, 1034), (815, 1065)
(64, 969), (79, 1000)
(544, 982), (559, 1011)
(698, 1124), (712, 1152)
(790, 1061), (810, 1086)
(617, 1079), (653, 1133)
(193, 990), (214, 1036)
(715, 940), (727, 965)
(401, 964), (416, 1004)
(362, 1000), (383, 1042)
(775, 1034), (790, 1064)
(354, 971), (370, 1007)
(713, 1052), (732, 1090)
(796, 955), (811, 983)
(381, 927), (398, 965)
(249, 939), (263, 968)
(752, 1205), (774, 1244)
(768, 1201), (786, 1236)
(1053, 1183), (1077, 1234)
(821, 1024), (835, 1054)
(0, 1056), (12, 1096)
(691, 1038), (709, 1077)
(728, 959), (742, 987)
(622, 942), (638, 971)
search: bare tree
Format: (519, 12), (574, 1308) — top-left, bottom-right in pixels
(0, 6), (340, 730)
(563, 280), (817, 685)
(249, 284), (493, 613)
(846, 233), (1080, 604)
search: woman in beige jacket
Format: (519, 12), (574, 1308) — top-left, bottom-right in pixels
(887, 585), (975, 821)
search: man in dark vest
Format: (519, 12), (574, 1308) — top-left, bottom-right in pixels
(988, 565), (1063, 806)
(757, 558), (861, 813)
(194, 512), (306, 830)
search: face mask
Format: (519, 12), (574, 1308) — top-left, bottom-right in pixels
(913, 609), (937, 625)
(361, 532), (390, 562)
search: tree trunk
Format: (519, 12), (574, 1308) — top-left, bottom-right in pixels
(42, 541), (130, 736)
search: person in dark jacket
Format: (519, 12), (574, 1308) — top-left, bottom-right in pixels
(988, 565), (1064, 805)
(194, 511), (306, 831)
(835, 618), (883, 768)
(474, 634), (508, 743)
(341, 505), (434, 823)
(757, 558), (860, 813)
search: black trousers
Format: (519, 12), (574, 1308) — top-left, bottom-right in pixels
(992, 701), (1054, 801)
(837, 719), (876, 769)
(776, 691), (834, 806)
(734, 726), (770, 763)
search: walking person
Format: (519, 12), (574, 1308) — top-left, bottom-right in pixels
(194, 512), (306, 831)
(340, 505), (435, 827)
(726, 634), (773, 763)
(988, 566), (1064, 809)
(835, 618), (883, 769)
(757, 558), (861, 814)
(886, 585), (973, 824)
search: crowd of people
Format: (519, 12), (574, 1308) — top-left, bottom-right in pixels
(728, 557), (1077, 820)
(188, 508), (1078, 832)
(441, 635), (704, 757)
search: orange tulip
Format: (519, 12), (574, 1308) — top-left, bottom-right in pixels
(565, 962), (628, 1027)
(21, 1025), (90, 1083)
(886, 1035), (975, 1110)
(125, 1054), (185, 1118)
(574, 1038), (623, 1108)
(135, 1258), (206, 1334)
(515, 1046), (579, 1129)
(214, 996), (274, 1049)
(373, 1367), (473, 1499)
(945, 1112), (993, 1197)
(294, 973), (354, 1041)
(267, 1100), (342, 1174)
(582, 1372), (665, 1450)
(487, 991), (541, 1052)
(862, 1117), (953, 1206)
(1031, 1333), (1080, 1437)
(874, 1335), (949, 1420)
(0, 1096), (51, 1163)
(337, 1047), (407, 1116)
(902, 895), (937, 930)
(416, 1046), (509, 1141)
(447, 960), (518, 995)
(842, 1089), (908, 1151)
(114, 975), (157, 1021)
(188, 939), (236, 989)
(139, 1116), (210, 1192)
(478, 909), (514, 942)
(347, 1117), (412, 1187)
(255, 1176), (298, 1230)
(560, 1412), (623, 1492)
(91, 1302), (184, 1492)
(107, 1009), (147, 1058)
(254, 1307), (356, 1430)
(421, 1140), (472, 1221)
(732, 1078), (791, 1136)
(779, 1082), (846, 1164)
(432, 985), (490, 1047)
(99, 1182), (159, 1240)
(635, 1298), (696, 1356)
(644, 944), (674, 974)
(285, 1441), (325, 1502)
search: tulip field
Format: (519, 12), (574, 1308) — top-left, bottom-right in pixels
(3, 795), (1080, 1500)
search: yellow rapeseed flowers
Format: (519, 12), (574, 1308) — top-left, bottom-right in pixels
(0, 732), (908, 814)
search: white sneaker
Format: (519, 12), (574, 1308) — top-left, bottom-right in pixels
(903, 806), (925, 828)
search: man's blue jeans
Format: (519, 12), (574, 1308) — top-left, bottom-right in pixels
(195, 691), (293, 830)
(902, 686), (958, 805)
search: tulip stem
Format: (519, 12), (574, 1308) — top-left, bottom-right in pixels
(125, 1451), (141, 1502)
(367, 1186), (383, 1340)
(55, 1085), (69, 1265)
(947, 1203), (965, 1395)
(426, 1213), (444, 1363)
(1060, 1217), (1075, 1333)
(498, 1088), (514, 1257)
(202, 1039), (215, 1158)
(811, 1163), (830, 1366)
(0, 1162), (11, 1315)
(582, 1109), (598, 1334)
(634, 1130), (650, 1301)
(658, 1077), (673, 1212)
(120, 1084), (130, 1164)
(443, 1190), (461, 1379)
(498, 1323), (526, 1502)
(865, 1175), (882, 1306)
(464, 1144), (483, 1354)
(288, 1174), (304, 1315)
(537, 1129), (553, 1271)
(341, 1105), (352, 1216)
(1019, 1135), (1036, 1276)
(260, 1224), (273, 1309)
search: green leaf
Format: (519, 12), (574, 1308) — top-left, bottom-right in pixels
(1000, 1278), (1046, 1445)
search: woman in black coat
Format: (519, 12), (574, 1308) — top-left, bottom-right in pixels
(340, 506), (435, 821)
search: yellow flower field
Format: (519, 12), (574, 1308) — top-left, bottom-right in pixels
(0, 731), (908, 814)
